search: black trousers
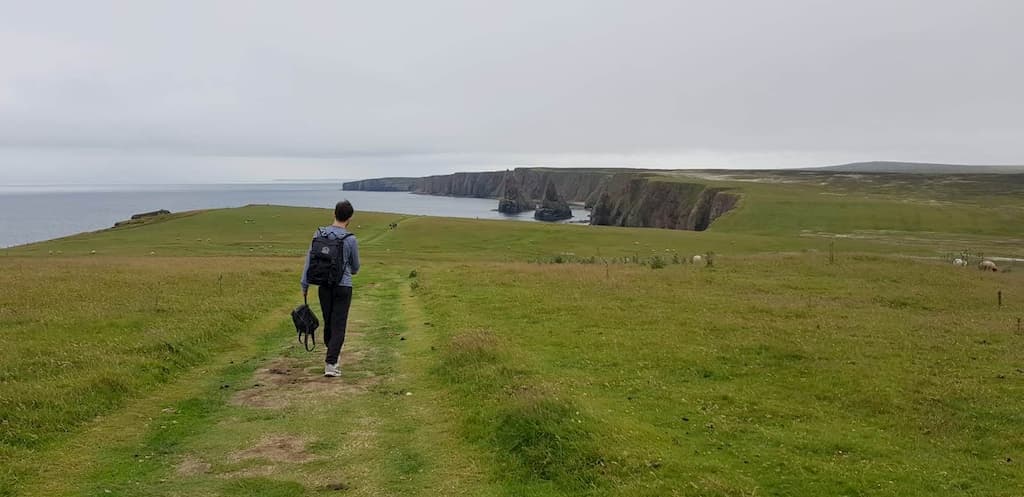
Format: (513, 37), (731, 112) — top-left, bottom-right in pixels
(318, 284), (353, 366)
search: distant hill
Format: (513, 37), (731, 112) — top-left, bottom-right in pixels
(811, 161), (1024, 174)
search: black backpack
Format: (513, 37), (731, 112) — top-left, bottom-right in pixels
(291, 297), (320, 351)
(305, 228), (353, 287)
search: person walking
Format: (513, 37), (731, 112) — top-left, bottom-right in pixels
(301, 200), (360, 377)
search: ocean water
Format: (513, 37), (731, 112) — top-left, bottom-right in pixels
(0, 183), (584, 248)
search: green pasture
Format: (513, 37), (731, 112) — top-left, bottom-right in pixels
(1, 174), (1023, 496)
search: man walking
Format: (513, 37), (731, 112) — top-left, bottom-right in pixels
(301, 200), (360, 377)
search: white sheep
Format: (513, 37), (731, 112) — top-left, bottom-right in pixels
(979, 260), (999, 272)
(692, 255), (703, 265)
(952, 258), (967, 267)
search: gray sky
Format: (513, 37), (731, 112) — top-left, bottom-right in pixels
(1, 0), (1021, 183)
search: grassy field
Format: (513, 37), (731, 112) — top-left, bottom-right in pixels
(1, 176), (1023, 496)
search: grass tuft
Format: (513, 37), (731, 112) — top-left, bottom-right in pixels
(492, 387), (609, 488)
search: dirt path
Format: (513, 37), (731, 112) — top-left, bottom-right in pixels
(15, 268), (496, 497)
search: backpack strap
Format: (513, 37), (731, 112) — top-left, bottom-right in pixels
(297, 326), (316, 351)
(302, 329), (316, 352)
(314, 228), (354, 242)
(337, 233), (353, 274)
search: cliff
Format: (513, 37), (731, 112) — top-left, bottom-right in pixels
(342, 177), (417, 192)
(588, 174), (739, 231)
(414, 168), (616, 204)
(343, 167), (740, 231)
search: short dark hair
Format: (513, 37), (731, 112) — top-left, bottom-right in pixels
(334, 200), (354, 222)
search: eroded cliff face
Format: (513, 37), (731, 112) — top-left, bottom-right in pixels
(586, 174), (740, 231)
(415, 168), (611, 204)
(416, 172), (506, 198)
(341, 177), (417, 191)
(344, 168), (740, 231)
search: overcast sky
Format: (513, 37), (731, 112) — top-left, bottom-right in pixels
(1, 1), (1021, 184)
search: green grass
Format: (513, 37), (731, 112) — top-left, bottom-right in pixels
(2, 171), (1024, 496)
(416, 258), (1024, 496)
(0, 257), (293, 449)
(4, 205), (406, 257)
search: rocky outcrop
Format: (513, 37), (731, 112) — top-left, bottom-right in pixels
(533, 181), (572, 221)
(497, 172), (533, 214)
(131, 209), (171, 220)
(587, 174), (739, 231)
(342, 177), (417, 192)
(344, 167), (741, 231)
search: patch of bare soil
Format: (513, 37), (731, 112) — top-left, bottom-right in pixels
(229, 434), (314, 463)
(230, 355), (379, 409)
(176, 454), (212, 476)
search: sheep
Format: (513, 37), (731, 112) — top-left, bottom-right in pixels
(692, 255), (703, 265)
(952, 258), (967, 267)
(978, 260), (999, 272)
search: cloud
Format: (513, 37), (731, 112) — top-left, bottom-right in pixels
(0, 0), (1021, 182)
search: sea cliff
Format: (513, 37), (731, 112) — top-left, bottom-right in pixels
(343, 168), (739, 231)
(589, 174), (740, 231)
(341, 177), (418, 192)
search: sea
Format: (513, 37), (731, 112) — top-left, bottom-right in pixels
(0, 183), (585, 248)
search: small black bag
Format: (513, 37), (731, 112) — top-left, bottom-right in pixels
(291, 296), (320, 352)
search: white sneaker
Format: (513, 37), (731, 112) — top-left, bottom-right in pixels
(324, 363), (341, 377)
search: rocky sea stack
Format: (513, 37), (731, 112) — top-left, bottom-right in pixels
(497, 172), (533, 214)
(344, 167), (741, 231)
(533, 181), (572, 221)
